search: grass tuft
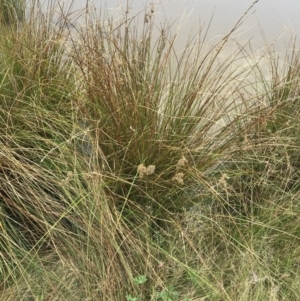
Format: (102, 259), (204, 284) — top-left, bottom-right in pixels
(0, 0), (300, 300)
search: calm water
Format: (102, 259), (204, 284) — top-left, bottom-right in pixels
(65, 0), (300, 51)
(44, 0), (296, 85)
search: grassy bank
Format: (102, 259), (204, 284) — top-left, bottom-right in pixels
(1, 1), (300, 300)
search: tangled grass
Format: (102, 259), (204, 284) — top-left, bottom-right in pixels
(0, 1), (300, 300)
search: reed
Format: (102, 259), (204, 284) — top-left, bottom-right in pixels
(0, 0), (25, 26)
(1, 1), (300, 300)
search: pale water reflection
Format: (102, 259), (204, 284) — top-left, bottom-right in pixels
(66, 0), (300, 49)
(38, 0), (300, 71)
(47, 0), (299, 84)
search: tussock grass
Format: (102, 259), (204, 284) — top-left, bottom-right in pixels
(0, 0), (300, 300)
(0, 0), (25, 26)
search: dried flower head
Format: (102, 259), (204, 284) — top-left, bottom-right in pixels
(177, 155), (188, 168)
(146, 165), (155, 175)
(137, 164), (155, 178)
(218, 173), (230, 187)
(172, 172), (184, 184)
(158, 261), (164, 268)
(137, 164), (147, 178)
(60, 171), (73, 186)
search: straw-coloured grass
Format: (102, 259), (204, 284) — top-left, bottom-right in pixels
(1, 1), (300, 300)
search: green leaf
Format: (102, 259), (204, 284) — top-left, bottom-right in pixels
(133, 275), (147, 285)
(126, 294), (138, 301)
(157, 286), (179, 301)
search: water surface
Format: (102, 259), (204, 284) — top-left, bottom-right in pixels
(67, 0), (299, 51)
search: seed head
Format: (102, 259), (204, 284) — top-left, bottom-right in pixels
(177, 156), (188, 168)
(172, 172), (184, 184)
(137, 164), (155, 178)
